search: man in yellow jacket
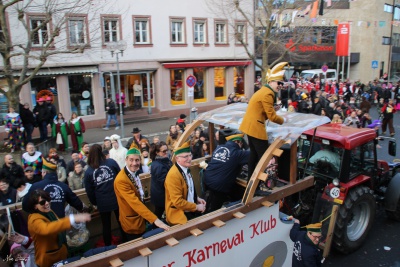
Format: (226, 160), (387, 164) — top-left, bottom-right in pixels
(165, 141), (206, 225)
(239, 62), (289, 179)
(114, 146), (169, 241)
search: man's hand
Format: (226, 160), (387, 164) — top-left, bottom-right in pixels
(294, 219), (300, 224)
(197, 197), (206, 205)
(154, 219), (170, 231)
(196, 204), (206, 213)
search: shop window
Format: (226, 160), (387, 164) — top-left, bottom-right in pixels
(30, 77), (59, 114)
(142, 73), (155, 107)
(170, 17), (186, 45)
(133, 16), (152, 45)
(67, 15), (89, 47)
(68, 75), (94, 116)
(234, 66), (245, 95)
(214, 67), (226, 100)
(170, 69), (185, 105)
(101, 15), (122, 45)
(193, 67), (207, 103)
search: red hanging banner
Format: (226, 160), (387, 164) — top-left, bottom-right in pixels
(336, 23), (350, 56)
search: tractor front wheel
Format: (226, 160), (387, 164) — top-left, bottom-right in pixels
(333, 186), (376, 254)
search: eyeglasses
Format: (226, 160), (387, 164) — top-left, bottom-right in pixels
(38, 198), (50, 206)
(310, 234), (322, 240)
(160, 149), (168, 153)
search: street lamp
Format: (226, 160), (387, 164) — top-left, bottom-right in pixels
(106, 40), (127, 138)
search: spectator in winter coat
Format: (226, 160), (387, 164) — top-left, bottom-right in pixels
(19, 103), (35, 143)
(150, 142), (172, 219)
(0, 154), (25, 189)
(166, 124), (182, 153)
(33, 98), (50, 141)
(311, 97), (322, 115)
(359, 96), (372, 113)
(103, 95), (120, 131)
(125, 127), (148, 150)
(45, 96), (57, 126)
(0, 178), (17, 206)
(22, 143), (43, 182)
(84, 144), (122, 246)
(176, 114), (187, 132)
(344, 111), (360, 128)
(68, 162), (85, 190)
(14, 178), (32, 203)
(23, 166), (41, 184)
(381, 99), (396, 136)
(66, 150), (87, 177)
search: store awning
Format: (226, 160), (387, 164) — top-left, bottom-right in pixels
(0, 66), (99, 77)
(29, 66), (98, 76)
(162, 60), (252, 69)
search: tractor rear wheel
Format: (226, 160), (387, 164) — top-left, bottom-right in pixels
(333, 186), (376, 254)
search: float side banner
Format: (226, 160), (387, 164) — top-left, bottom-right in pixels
(123, 204), (294, 267)
(336, 23), (350, 56)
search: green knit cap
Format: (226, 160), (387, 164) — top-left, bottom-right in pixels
(126, 143), (141, 156)
(174, 140), (191, 155)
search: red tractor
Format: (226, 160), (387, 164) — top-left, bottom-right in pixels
(285, 123), (399, 253)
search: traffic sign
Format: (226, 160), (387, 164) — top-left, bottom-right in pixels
(372, 60), (378, 69)
(321, 65), (328, 72)
(186, 75), (197, 88)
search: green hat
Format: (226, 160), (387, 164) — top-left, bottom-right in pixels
(126, 142), (141, 156)
(42, 157), (57, 171)
(226, 133), (244, 142)
(174, 140), (191, 155)
(306, 222), (322, 233)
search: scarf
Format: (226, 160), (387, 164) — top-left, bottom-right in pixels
(38, 211), (67, 249)
(124, 167), (144, 202)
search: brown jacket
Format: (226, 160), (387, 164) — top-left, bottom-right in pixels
(165, 164), (197, 225)
(28, 212), (70, 267)
(114, 169), (157, 234)
(239, 85), (284, 140)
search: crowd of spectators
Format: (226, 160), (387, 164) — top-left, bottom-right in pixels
(275, 76), (398, 135)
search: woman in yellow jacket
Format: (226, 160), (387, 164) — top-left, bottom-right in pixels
(25, 189), (91, 267)
(114, 146), (169, 242)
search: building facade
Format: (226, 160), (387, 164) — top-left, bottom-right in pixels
(0, 0), (254, 128)
(256, 0), (400, 83)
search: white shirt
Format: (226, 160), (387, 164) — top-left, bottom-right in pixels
(177, 163), (195, 204)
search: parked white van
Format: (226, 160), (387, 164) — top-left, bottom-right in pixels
(300, 69), (337, 83)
